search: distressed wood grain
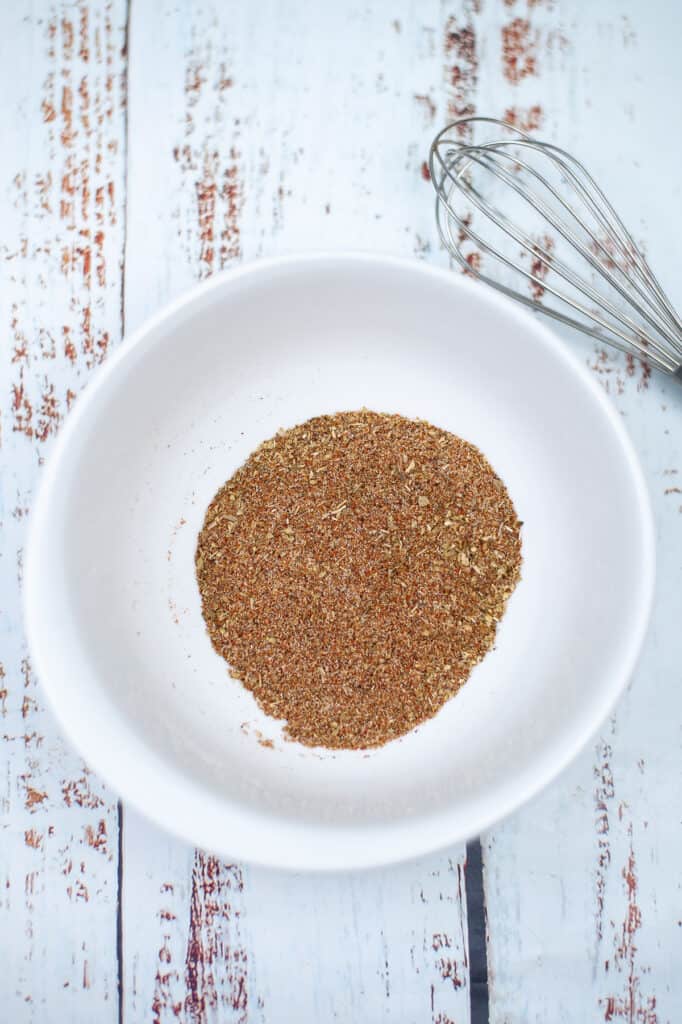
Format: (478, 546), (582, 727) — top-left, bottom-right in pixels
(0, 1), (128, 1020)
(124, 814), (472, 1024)
(122, 3), (470, 1022)
(244, 852), (471, 1023)
(472, 3), (682, 1022)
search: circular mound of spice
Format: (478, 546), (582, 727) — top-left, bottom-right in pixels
(195, 411), (522, 750)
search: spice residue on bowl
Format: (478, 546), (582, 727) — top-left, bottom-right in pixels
(195, 411), (522, 749)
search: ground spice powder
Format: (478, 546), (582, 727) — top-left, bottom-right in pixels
(195, 411), (522, 749)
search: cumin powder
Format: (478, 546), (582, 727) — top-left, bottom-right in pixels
(195, 411), (522, 749)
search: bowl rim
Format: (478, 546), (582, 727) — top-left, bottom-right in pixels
(23, 251), (656, 871)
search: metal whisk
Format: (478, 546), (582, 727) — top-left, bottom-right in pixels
(429, 116), (682, 379)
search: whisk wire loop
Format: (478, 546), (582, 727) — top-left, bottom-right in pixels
(430, 117), (682, 377)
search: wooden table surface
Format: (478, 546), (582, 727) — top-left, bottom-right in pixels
(1, 2), (680, 1021)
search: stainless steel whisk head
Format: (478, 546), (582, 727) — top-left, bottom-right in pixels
(429, 116), (682, 379)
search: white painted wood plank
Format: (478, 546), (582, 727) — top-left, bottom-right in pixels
(122, 3), (471, 1021)
(0, 2), (127, 1020)
(124, 0), (451, 338)
(469, 2), (682, 1021)
(124, 815), (472, 1024)
(245, 853), (471, 1024)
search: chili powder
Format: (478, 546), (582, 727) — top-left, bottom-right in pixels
(195, 411), (522, 749)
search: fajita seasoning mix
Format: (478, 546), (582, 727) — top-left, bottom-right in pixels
(195, 411), (522, 749)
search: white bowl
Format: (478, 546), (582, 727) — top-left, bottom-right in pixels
(25, 254), (654, 870)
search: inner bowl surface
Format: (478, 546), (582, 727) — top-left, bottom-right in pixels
(25, 254), (654, 869)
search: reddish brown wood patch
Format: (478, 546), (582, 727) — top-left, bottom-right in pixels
(503, 104), (544, 132)
(600, 837), (658, 1023)
(172, 41), (244, 280)
(184, 853), (250, 1023)
(443, 5), (479, 133)
(501, 18), (540, 84)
